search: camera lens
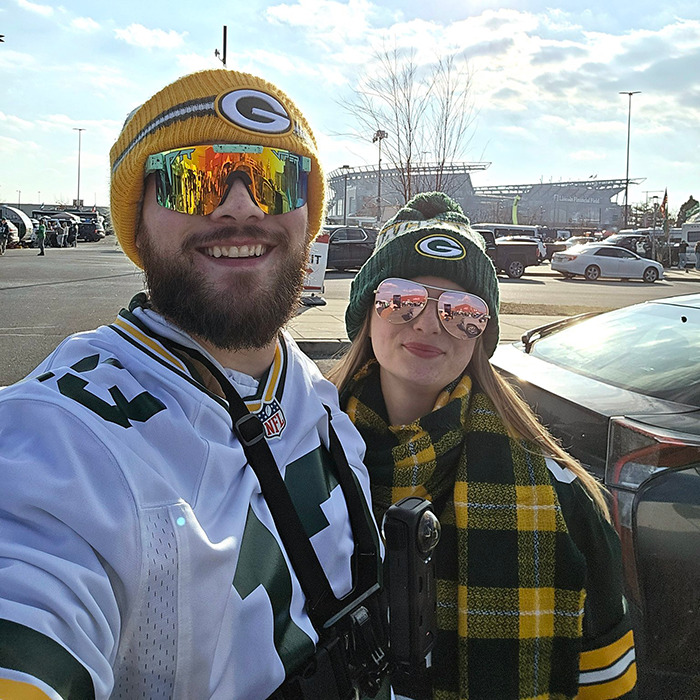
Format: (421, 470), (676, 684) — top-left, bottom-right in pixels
(416, 510), (440, 554)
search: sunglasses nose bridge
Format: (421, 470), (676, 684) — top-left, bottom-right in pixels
(210, 178), (265, 221)
(411, 296), (443, 332)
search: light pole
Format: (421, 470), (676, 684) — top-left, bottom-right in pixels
(214, 25), (227, 67)
(38, 190), (41, 203)
(341, 165), (350, 225)
(372, 129), (387, 223)
(73, 127), (85, 209)
(16, 190), (21, 209)
(619, 91), (640, 228)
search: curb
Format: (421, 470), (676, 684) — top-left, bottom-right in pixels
(297, 339), (350, 358)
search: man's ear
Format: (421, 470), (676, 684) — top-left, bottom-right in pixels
(134, 176), (152, 251)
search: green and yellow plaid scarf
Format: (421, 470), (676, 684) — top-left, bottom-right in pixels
(343, 361), (587, 700)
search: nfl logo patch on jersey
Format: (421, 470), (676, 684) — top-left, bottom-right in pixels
(257, 399), (287, 438)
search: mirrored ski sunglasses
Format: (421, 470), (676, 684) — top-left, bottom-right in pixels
(145, 144), (311, 217)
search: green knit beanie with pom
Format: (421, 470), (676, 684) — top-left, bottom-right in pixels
(345, 191), (500, 357)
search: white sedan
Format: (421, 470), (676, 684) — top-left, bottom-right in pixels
(551, 243), (664, 282)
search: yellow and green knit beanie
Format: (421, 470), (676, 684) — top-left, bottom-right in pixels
(109, 69), (326, 268)
(345, 192), (500, 356)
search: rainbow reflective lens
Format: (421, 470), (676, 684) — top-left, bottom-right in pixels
(145, 144), (311, 217)
(374, 277), (490, 340)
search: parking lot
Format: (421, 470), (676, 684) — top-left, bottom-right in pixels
(1, 238), (699, 385)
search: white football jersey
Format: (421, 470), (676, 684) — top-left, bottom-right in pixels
(0, 303), (375, 700)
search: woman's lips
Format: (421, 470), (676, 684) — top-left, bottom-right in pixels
(402, 342), (444, 359)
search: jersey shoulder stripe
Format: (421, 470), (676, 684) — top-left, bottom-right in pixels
(0, 619), (94, 700)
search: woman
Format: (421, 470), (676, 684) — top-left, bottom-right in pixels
(329, 193), (637, 700)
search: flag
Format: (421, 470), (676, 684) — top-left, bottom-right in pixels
(659, 189), (668, 219)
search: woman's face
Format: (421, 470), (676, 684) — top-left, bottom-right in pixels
(369, 275), (480, 399)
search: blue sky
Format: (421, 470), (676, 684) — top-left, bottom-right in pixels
(2, 0), (699, 215)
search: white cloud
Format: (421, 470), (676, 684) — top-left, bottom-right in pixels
(114, 24), (187, 50)
(570, 149), (605, 160)
(0, 112), (35, 132)
(267, 0), (377, 40)
(176, 52), (218, 73)
(0, 49), (37, 70)
(16, 0), (53, 17)
(71, 17), (100, 33)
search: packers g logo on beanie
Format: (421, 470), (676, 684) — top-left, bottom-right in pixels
(216, 89), (292, 133)
(415, 234), (466, 260)
(109, 69), (325, 268)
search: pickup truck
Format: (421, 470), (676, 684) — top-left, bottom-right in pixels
(473, 228), (540, 278)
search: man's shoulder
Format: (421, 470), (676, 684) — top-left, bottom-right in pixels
(4, 324), (163, 409)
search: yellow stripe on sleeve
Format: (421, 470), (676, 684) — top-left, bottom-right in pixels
(0, 677), (59, 700)
(579, 629), (635, 671)
(578, 660), (637, 699)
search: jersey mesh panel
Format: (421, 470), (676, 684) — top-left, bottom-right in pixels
(112, 510), (178, 699)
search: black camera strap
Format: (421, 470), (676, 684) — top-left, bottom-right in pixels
(152, 334), (380, 629)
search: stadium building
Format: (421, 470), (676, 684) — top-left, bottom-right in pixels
(327, 162), (643, 234)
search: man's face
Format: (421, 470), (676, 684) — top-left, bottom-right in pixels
(136, 173), (310, 351)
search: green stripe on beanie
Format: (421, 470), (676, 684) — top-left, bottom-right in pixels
(345, 192), (500, 357)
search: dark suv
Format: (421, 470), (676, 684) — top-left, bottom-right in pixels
(323, 225), (377, 271)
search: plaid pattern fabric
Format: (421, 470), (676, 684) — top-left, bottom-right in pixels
(344, 361), (586, 699)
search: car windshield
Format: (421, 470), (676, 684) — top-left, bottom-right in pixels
(530, 302), (700, 406)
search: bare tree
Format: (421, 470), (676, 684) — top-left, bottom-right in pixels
(342, 46), (475, 205)
(423, 55), (475, 193)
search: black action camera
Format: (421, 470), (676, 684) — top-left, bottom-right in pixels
(382, 496), (440, 670)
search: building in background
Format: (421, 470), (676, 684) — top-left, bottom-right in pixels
(327, 163), (643, 234)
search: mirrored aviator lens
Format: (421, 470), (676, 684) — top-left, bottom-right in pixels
(374, 278), (428, 324)
(438, 292), (489, 339)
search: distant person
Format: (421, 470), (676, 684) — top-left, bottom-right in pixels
(695, 240), (700, 271)
(36, 218), (46, 256)
(678, 239), (689, 271)
(67, 221), (78, 247)
(0, 218), (8, 255)
(58, 220), (69, 248)
(329, 192), (637, 700)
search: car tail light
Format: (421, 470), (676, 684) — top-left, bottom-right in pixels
(556, 254), (577, 261)
(605, 417), (700, 604)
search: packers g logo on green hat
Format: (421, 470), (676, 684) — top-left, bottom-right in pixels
(415, 234), (466, 260)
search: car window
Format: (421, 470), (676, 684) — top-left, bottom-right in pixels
(331, 229), (349, 241)
(346, 229), (366, 241)
(593, 248), (618, 257)
(530, 303), (700, 406)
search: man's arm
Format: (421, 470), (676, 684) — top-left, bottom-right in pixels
(0, 396), (137, 700)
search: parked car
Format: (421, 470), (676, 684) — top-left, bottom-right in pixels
(323, 225), (377, 271)
(498, 235), (547, 262)
(564, 235), (602, 248)
(473, 228), (540, 278)
(604, 233), (652, 257)
(551, 243), (664, 282)
(491, 294), (700, 698)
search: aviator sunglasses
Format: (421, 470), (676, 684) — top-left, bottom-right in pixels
(373, 277), (490, 340)
(145, 144), (311, 217)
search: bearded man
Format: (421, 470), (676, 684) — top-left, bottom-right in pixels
(0, 70), (385, 700)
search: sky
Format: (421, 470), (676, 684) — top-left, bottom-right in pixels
(2, 0), (699, 216)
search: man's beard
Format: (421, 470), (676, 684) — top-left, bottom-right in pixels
(138, 221), (309, 351)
